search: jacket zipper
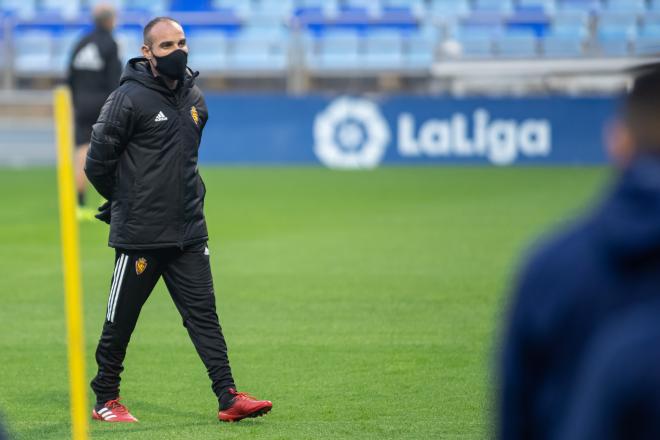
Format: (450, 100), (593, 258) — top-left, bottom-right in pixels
(172, 89), (185, 249)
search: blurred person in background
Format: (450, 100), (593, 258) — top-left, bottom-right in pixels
(558, 302), (660, 440)
(84, 16), (272, 424)
(498, 64), (660, 440)
(67, 3), (122, 220)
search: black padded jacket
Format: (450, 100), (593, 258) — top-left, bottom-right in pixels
(85, 57), (210, 250)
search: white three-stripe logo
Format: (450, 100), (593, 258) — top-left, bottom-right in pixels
(154, 111), (168, 122)
(107, 254), (128, 322)
(98, 407), (117, 420)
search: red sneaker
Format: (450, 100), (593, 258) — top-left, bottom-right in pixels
(218, 389), (272, 422)
(92, 398), (139, 423)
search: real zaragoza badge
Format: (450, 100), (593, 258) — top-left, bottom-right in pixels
(191, 106), (199, 126)
(135, 257), (147, 275)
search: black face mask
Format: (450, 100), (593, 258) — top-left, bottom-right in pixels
(152, 49), (188, 81)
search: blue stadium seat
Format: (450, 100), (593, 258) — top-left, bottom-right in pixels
(252, 0), (294, 19)
(507, 9), (551, 37)
(543, 31), (585, 57)
(496, 29), (538, 57)
(455, 26), (498, 58)
(598, 12), (637, 56)
(382, 0), (426, 18)
(418, 21), (440, 36)
(552, 9), (590, 34)
(556, 0), (599, 12)
(187, 30), (228, 72)
(315, 29), (360, 69)
(248, 13), (286, 29)
(344, 0), (381, 17)
(296, 0), (334, 7)
(650, 0), (660, 12)
(213, 0), (252, 18)
(643, 11), (660, 26)
(364, 29), (404, 69)
(541, 7), (586, 54)
(458, 8), (506, 50)
(296, 0), (339, 17)
(518, 0), (556, 12)
(635, 29), (660, 55)
(603, 0), (646, 14)
(457, 35), (494, 58)
(0, 0), (36, 18)
(332, 5), (375, 25)
(598, 12), (638, 35)
(227, 32), (287, 71)
(544, 9), (588, 57)
(597, 34), (633, 56)
(428, 0), (470, 21)
(240, 23), (288, 40)
(115, 30), (142, 64)
(473, 0), (513, 14)
(14, 30), (53, 73)
(170, 0), (213, 12)
(38, 0), (81, 18)
(643, 12), (660, 28)
(405, 32), (435, 68)
(122, 0), (168, 14)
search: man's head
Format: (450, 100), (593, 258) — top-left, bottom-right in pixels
(141, 17), (189, 81)
(93, 3), (116, 32)
(608, 65), (660, 167)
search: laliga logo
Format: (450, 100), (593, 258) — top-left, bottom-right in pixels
(314, 97), (553, 168)
(398, 109), (551, 166)
(314, 97), (390, 169)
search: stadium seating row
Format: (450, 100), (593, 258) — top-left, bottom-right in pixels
(3, 0), (660, 17)
(0, 0), (657, 76)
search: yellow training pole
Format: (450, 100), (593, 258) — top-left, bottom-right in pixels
(54, 86), (89, 440)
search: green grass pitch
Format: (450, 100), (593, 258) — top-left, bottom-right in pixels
(0, 166), (607, 439)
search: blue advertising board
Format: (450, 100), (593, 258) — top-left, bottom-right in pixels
(199, 95), (618, 168)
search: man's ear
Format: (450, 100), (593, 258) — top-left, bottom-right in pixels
(606, 118), (636, 169)
(141, 44), (151, 60)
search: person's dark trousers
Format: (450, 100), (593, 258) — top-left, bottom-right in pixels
(90, 242), (235, 405)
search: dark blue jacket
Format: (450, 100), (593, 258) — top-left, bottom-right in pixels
(498, 154), (660, 440)
(559, 303), (660, 440)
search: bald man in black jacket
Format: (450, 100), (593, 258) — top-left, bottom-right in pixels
(85, 16), (272, 424)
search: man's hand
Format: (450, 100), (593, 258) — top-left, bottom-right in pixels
(96, 200), (111, 224)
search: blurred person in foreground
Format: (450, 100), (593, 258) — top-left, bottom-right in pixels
(0, 416), (8, 440)
(67, 3), (122, 219)
(498, 65), (660, 440)
(558, 302), (660, 440)
(84, 17), (272, 423)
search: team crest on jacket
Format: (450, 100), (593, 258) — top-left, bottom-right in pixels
(190, 106), (199, 126)
(135, 257), (147, 275)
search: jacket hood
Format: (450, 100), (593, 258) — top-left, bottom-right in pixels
(595, 153), (660, 261)
(120, 57), (199, 94)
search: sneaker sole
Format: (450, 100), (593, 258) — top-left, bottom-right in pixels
(219, 405), (272, 422)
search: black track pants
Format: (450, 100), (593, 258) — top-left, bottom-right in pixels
(90, 242), (235, 404)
